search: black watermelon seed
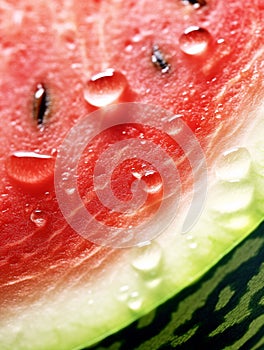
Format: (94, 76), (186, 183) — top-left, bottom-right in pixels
(33, 83), (49, 125)
(183, 0), (207, 7)
(151, 45), (170, 73)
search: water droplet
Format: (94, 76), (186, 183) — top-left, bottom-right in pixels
(131, 241), (162, 274)
(30, 209), (47, 228)
(144, 182), (162, 194)
(131, 170), (142, 180)
(132, 33), (142, 43)
(125, 44), (133, 52)
(145, 277), (162, 289)
(167, 123), (183, 136)
(219, 213), (253, 232)
(215, 147), (252, 181)
(62, 29), (76, 50)
(179, 26), (211, 55)
(189, 242), (198, 249)
(62, 172), (70, 181)
(117, 285), (129, 302)
(13, 10), (24, 25)
(65, 188), (75, 195)
(83, 69), (127, 107)
(5, 151), (54, 187)
(209, 181), (254, 214)
(127, 291), (143, 311)
(217, 38), (225, 44)
(51, 148), (57, 156)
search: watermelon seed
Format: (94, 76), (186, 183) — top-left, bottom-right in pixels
(33, 83), (49, 125)
(151, 45), (170, 73)
(179, 26), (211, 55)
(182, 0), (206, 8)
(83, 69), (127, 107)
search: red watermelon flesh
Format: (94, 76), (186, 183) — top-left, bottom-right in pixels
(0, 1), (264, 349)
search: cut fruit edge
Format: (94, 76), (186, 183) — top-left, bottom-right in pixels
(1, 1), (264, 348)
(1, 96), (264, 350)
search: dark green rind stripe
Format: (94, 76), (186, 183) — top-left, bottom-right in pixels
(87, 222), (264, 350)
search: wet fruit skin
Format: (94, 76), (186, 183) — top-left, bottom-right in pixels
(0, 1), (264, 349)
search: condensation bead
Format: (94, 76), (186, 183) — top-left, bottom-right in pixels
(127, 291), (143, 311)
(215, 147), (252, 181)
(209, 181), (254, 214)
(131, 241), (162, 274)
(83, 69), (127, 107)
(218, 213), (255, 232)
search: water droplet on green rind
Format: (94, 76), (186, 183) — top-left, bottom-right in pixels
(127, 292), (143, 312)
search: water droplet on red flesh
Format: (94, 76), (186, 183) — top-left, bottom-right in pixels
(179, 26), (211, 55)
(83, 69), (127, 107)
(5, 151), (55, 190)
(30, 209), (47, 228)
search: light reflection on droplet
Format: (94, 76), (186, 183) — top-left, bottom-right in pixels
(179, 26), (211, 55)
(30, 209), (47, 228)
(83, 69), (127, 107)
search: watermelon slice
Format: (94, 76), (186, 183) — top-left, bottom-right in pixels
(0, 0), (263, 349)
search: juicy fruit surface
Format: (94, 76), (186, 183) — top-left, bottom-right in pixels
(0, 0), (264, 349)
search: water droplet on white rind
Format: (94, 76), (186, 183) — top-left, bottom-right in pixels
(215, 147), (252, 181)
(116, 285), (130, 302)
(131, 242), (162, 274)
(83, 69), (127, 107)
(209, 181), (254, 214)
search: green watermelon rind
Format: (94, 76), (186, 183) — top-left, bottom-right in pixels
(90, 220), (264, 350)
